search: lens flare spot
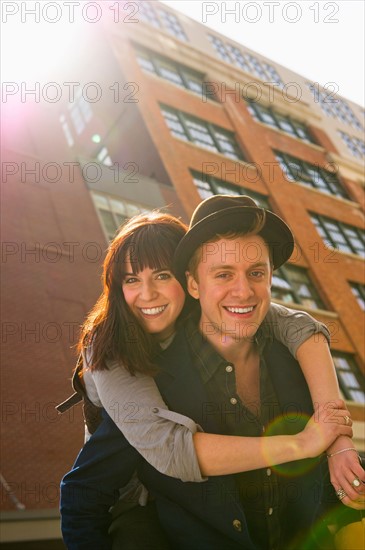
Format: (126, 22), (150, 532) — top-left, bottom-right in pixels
(262, 412), (321, 477)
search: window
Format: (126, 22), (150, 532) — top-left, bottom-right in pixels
(96, 147), (113, 167)
(209, 35), (284, 86)
(158, 9), (187, 41)
(191, 170), (269, 207)
(135, 46), (216, 100)
(247, 54), (267, 80)
(307, 83), (363, 130)
(338, 131), (365, 160)
(311, 214), (365, 258)
(332, 353), (365, 403)
(91, 192), (149, 240)
(136, 1), (160, 27)
(226, 44), (251, 72)
(271, 265), (326, 310)
(161, 106), (245, 160)
(275, 151), (348, 198)
(350, 282), (365, 310)
(247, 101), (316, 144)
(60, 87), (93, 144)
(136, 2), (187, 41)
(209, 35), (231, 63)
(59, 114), (74, 147)
(68, 88), (93, 135)
(262, 63), (283, 86)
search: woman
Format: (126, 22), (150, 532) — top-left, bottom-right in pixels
(61, 212), (362, 548)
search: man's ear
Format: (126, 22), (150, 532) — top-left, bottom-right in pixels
(186, 271), (199, 299)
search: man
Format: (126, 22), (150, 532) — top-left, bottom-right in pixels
(136, 194), (328, 549)
(60, 195), (354, 549)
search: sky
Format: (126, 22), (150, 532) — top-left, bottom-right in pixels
(161, 0), (365, 108)
(1, 0), (363, 108)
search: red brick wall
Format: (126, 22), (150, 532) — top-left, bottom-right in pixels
(116, 44), (365, 369)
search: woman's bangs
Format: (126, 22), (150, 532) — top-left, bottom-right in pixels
(125, 228), (177, 275)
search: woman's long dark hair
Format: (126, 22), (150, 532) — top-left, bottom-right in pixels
(78, 212), (188, 375)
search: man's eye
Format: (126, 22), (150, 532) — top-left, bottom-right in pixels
(251, 271), (264, 278)
(216, 272), (230, 279)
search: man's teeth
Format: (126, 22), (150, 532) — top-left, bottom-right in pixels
(226, 306), (254, 314)
(141, 306), (166, 315)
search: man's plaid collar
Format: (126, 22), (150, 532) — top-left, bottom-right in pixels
(184, 313), (269, 384)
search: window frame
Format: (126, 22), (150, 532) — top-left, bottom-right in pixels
(67, 88), (93, 136)
(310, 213), (365, 257)
(161, 105), (245, 160)
(59, 114), (74, 147)
(209, 35), (284, 86)
(136, 2), (188, 41)
(271, 264), (326, 310)
(275, 151), (348, 198)
(96, 146), (113, 167)
(307, 83), (363, 131)
(331, 352), (365, 404)
(135, 46), (217, 100)
(247, 101), (316, 144)
(91, 192), (149, 241)
(349, 282), (365, 310)
(158, 9), (188, 41)
(190, 169), (269, 206)
(338, 130), (365, 160)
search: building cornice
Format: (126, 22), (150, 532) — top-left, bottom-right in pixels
(327, 152), (365, 186)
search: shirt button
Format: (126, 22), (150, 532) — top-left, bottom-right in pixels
(230, 397), (238, 405)
(268, 507), (273, 516)
(266, 468), (272, 476)
(225, 365), (233, 373)
(232, 519), (242, 532)
(152, 407), (159, 413)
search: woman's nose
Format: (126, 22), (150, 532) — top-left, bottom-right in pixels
(140, 281), (158, 301)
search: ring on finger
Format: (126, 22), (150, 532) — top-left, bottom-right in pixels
(351, 478), (361, 488)
(344, 415), (351, 426)
(336, 488), (347, 500)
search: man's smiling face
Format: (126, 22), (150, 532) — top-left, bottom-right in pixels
(187, 234), (272, 346)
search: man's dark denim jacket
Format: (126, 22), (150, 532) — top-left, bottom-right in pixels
(60, 328), (328, 550)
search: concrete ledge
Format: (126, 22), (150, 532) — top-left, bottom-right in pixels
(0, 509), (61, 543)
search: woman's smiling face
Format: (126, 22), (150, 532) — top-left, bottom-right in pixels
(122, 262), (186, 341)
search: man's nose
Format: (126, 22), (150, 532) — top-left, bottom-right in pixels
(230, 276), (254, 299)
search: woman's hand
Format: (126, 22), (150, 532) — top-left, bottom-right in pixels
(298, 400), (353, 458)
(327, 436), (365, 510)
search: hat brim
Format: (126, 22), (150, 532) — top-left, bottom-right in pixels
(174, 206), (294, 283)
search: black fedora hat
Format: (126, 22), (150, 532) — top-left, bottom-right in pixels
(174, 194), (294, 281)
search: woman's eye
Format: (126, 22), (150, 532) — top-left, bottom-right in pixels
(157, 272), (172, 280)
(123, 277), (138, 284)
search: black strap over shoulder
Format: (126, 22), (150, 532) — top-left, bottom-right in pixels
(56, 355), (84, 413)
(55, 391), (83, 414)
(56, 353), (103, 434)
